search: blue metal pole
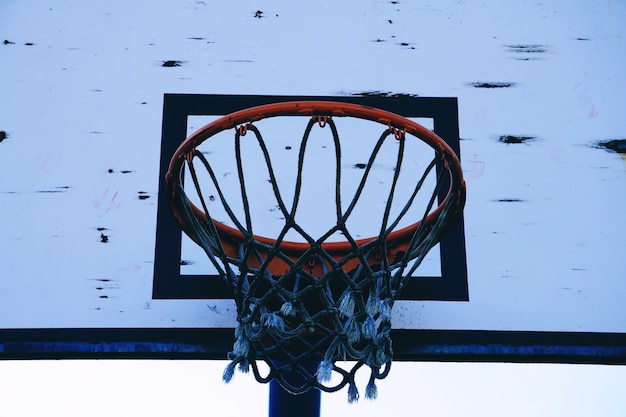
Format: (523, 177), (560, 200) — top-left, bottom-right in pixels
(268, 362), (321, 417)
(269, 381), (321, 417)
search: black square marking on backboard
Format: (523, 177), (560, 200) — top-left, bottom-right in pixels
(153, 94), (469, 301)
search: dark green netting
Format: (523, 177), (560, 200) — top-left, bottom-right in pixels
(171, 116), (462, 401)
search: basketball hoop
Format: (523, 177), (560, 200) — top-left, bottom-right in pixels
(166, 101), (465, 401)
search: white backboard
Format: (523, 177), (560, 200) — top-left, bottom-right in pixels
(1, 0), (625, 362)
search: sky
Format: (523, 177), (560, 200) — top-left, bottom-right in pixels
(1, 0), (625, 415)
(1, 360), (625, 416)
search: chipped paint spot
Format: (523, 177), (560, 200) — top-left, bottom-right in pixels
(594, 139), (626, 154)
(162, 60), (182, 67)
(468, 82), (517, 88)
(351, 91), (419, 98)
(498, 135), (536, 144)
(505, 44), (548, 53)
(491, 198), (527, 203)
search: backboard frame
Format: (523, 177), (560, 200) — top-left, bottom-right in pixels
(153, 93), (469, 301)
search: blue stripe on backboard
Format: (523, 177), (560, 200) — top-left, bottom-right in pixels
(1, 329), (625, 364)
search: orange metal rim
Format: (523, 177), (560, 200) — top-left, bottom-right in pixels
(166, 101), (466, 259)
